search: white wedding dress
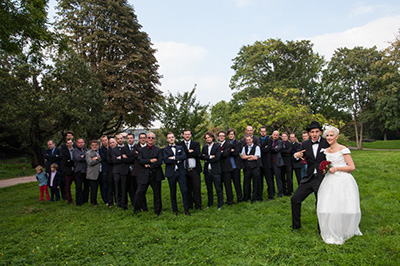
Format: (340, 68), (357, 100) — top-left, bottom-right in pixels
(317, 148), (362, 244)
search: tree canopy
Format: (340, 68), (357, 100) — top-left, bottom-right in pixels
(156, 86), (209, 142)
(230, 38), (325, 108)
(56, 0), (162, 133)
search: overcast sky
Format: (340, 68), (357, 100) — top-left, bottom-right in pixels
(48, 0), (400, 107)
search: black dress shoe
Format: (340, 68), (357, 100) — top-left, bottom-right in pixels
(174, 211), (178, 216)
(185, 211), (191, 216)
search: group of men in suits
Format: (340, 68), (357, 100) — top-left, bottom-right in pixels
(43, 122), (320, 223)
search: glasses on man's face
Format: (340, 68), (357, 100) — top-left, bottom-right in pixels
(147, 137), (155, 139)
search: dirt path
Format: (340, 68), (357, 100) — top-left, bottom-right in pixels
(0, 175), (36, 189)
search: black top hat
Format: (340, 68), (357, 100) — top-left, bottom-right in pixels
(306, 121), (323, 132)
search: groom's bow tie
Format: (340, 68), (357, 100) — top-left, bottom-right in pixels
(312, 141), (319, 145)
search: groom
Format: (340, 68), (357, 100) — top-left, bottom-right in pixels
(291, 121), (329, 229)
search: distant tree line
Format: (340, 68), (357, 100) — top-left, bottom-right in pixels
(1, 1), (399, 166)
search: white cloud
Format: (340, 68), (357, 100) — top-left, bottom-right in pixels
(350, 5), (378, 16)
(153, 41), (232, 105)
(160, 75), (230, 105)
(304, 16), (400, 60)
(235, 0), (252, 8)
(153, 41), (208, 76)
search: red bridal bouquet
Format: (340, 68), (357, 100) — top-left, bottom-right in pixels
(319, 160), (332, 174)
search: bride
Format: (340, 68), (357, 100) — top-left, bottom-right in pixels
(317, 126), (362, 244)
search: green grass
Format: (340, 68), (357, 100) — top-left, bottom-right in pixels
(345, 139), (400, 149)
(0, 157), (35, 180)
(0, 150), (399, 264)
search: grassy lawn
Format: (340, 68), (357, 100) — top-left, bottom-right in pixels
(0, 157), (35, 180)
(345, 139), (400, 149)
(0, 150), (399, 264)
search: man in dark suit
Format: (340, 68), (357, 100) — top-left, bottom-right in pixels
(106, 138), (117, 206)
(200, 132), (223, 210)
(73, 138), (88, 206)
(218, 131), (234, 205)
(44, 140), (64, 200)
(121, 133), (137, 209)
(162, 132), (190, 216)
(270, 131), (284, 198)
(281, 132), (293, 196)
(61, 139), (75, 204)
(131, 133), (148, 211)
(290, 133), (302, 186)
(241, 126), (261, 147)
(111, 134), (129, 209)
(259, 127), (274, 201)
(241, 135), (262, 202)
(99, 135), (110, 205)
(227, 128), (243, 203)
(134, 132), (164, 215)
(291, 121), (330, 230)
(178, 129), (202, 210)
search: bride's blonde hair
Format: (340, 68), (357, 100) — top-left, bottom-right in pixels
(322, 125), (339, 137)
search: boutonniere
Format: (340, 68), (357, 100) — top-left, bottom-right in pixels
(221, 146), (225, 150)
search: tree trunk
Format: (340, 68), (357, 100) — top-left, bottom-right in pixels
(384, 131), (387, 141)
(353, 113), (360, 149)
(28, 145), (44, 168)
(359, 123), (363, 149)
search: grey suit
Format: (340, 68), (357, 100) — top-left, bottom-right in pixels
(85, 149), (101, 205)
(85, 149), (101, 181)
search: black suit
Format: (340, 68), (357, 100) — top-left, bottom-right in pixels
(242, 144), (262, 202)
(281, 140), (293, 195)
(200, 143), (223, 208)
(61, 148), (75, 204)
(131, 143), (148, 211)
(134, 145), (164, 215)
(259, 136), (273, 200)
(111, 145), (128, 208)
(228, 139), (243, 203)
(48, 171), (62, 201)
(270, 139), (284, 197)
(178, 140), (202, 209)
(120, 145), (136, 209)
(98, 146), (109, 204)
(291, 137), (330, 229)
(106, 148), (116, 205)
(44, 147), (65, 200)
(291, 141), (302, 185)
(163, 145), (189, 213)
(220, 141), (234, 205)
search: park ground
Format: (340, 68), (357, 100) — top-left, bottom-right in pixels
(0, 149), (399, 264)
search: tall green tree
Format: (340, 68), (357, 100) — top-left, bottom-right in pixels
(56, 0), (161, 135)
(156, 87), (209, 142)
(230, 38), (325, 109)
(0, 0), (51, 54)
(325, 46), (382, 148)
(210, 100), (232, 130)
(367, 34), (400, 140)
(229, 88), (328, 138)
(0, 51), (104, 166)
